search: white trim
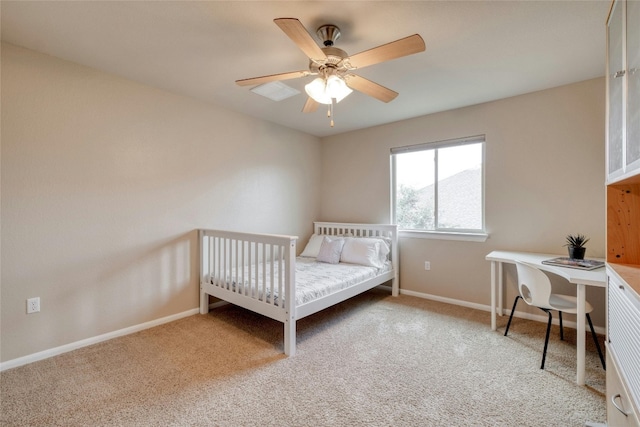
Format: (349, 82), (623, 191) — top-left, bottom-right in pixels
(394, 287), (606, 335)
(390, 134), (485, 154)
(0, 308), (199, 372)
(399, 230), (488, 242)
(398, 287), (487, 311)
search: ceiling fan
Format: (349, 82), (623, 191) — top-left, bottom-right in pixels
(236, 18), (426, 125)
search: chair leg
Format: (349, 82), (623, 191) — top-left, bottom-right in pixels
(586, 313), (606, 370)
(504, 295), (521, 336)
(541, 309), (553, 369)
(559, 311), (564, 341)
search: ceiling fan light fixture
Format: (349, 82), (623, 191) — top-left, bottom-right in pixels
(304, 75), (352, 105)
(305, 77), (332, 104)
(326, 75), (352, 103)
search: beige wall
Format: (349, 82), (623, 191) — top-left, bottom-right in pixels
(320, 78), (607, 326)
(0, 44), (322, 362)
(1, 41), (607, 364)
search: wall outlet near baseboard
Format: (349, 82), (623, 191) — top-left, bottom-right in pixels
(424, 261), (431, 270)
(27, 297), (40, 314)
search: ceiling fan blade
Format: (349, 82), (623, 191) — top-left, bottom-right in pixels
(236, 70), (310, 86)
(274, 18), (327, 62)
(346, 74), (398, 103)
(302, 97), (319, 113)
(347, 34), (425, 69)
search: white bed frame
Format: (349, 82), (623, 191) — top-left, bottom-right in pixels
(199, 222), (398, 356)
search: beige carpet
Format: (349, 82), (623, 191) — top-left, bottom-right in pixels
(1, 289), (606, 426)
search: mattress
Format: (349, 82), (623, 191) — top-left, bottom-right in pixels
(209, 257), (391, 306)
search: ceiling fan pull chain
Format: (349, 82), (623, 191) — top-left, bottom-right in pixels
(329, 101), (334, 127)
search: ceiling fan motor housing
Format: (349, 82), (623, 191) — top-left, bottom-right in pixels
(316, 24), (341, 47)
(309, 46), (351, 75)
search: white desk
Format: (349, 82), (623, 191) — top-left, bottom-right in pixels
(485, 250), (606, 386)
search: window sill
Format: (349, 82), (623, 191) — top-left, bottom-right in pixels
(399, 230), (489, 242)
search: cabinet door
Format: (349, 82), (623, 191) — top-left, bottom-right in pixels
(609, 0), (626, 179)
(608, 351), (640, 427)
(608, 272), (640, 417)
(627, 0), (640, 172)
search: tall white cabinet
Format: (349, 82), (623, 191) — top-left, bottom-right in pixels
(606, 0), (640, 425)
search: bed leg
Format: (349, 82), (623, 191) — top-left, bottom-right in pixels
(284, 317), (296, 356)
(200, 288), (209, 314)
(391, 277), (399, 297)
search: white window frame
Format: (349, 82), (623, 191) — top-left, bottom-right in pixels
(390, 135), (488, 242)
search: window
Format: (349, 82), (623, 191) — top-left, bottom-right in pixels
(391, 135), (485, 238)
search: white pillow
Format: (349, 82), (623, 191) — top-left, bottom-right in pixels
(316, 236), (345, 264)
(300, 234), (324, 257)
(340, 237), (390, 268)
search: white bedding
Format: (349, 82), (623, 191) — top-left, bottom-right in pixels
(210, 257), (391, 306)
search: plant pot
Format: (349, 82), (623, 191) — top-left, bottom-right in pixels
(568, 246), (586, 260)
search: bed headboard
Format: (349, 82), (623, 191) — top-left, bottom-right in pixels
(313, 222), (397, 239)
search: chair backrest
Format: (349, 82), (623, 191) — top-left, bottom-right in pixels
(515, 261), (553, 310)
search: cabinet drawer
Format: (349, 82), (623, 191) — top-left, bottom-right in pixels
(608, 273), (640, 420)
(608, 351), (640, 427)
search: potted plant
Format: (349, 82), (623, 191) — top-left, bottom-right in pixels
(564, 233), (589, 260)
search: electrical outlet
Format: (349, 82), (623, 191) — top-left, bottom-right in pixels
(424, 261), (431, 270)
(27, 297), (40, 314)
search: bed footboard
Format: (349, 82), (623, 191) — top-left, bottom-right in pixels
(199, 229), (298, 355)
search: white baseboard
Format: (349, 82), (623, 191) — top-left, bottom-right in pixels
(390, 287), (606, 335)
(399, 288), (489, 311)
(0, 308), (200, 372)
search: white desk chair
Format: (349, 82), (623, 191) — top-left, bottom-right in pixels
(504, 261), (605, 370)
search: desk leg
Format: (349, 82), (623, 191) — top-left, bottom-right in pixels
(498, 261), (503, 317)
(490, 261), (505, 330)
(576, 283), (586, 386)
(491, 261), (497, 331)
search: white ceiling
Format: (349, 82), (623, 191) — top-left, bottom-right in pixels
(1, 1), (611, 137)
